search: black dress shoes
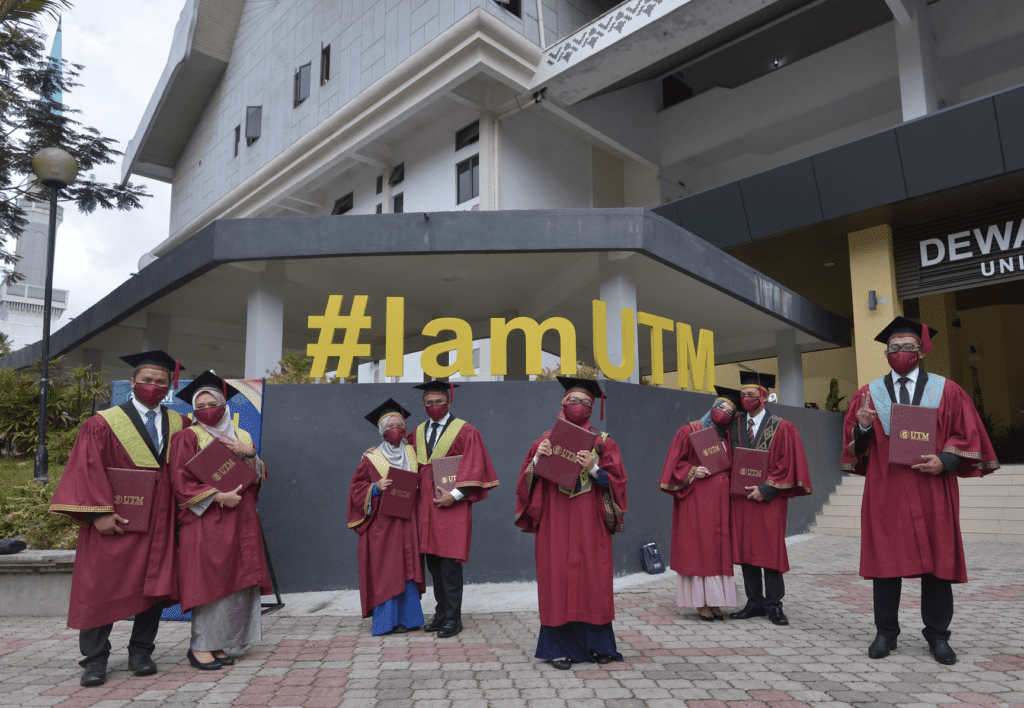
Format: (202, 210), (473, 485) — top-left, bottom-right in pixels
(767, 607), (789, 626)
(436, 620), (463, 638)
(187, 649), (223, 670)
(594, 654), (615, 665)
(550, 657), (572, 670)
(928, 639), (957, 665)
(698, 611), (716, 622)
(423, 614), (444, 632)
(80, 659), (107, 687)
(729, 604), (766, 620)
(128, 653), (158, 676)
(868, 634), (897, 659)
(211, 652), (235, 666)
(392, 624), (410, 634)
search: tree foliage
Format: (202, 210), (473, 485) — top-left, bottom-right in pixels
(1, 9), (150, 284)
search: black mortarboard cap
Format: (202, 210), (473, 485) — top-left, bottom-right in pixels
(713, 386), (744, 410)
(874, 316), (938, 352)
(120, 350), (183, 387)
(364, 398), (412, 427)
(739, 371), (776, 389)
(413, 379), (459, 402)
(175, 370), (240, 404)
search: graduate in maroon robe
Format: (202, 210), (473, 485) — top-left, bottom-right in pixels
(49, 350), (188, 687)
(407, 380), (499, 639)
(347, 398), (425, 635)
(841, 317), (999, 666)
(514, 377), (628, 670)
(729, 371), (812, 626)
(169, 371), (272, 670)
(659, 387), (743, 620)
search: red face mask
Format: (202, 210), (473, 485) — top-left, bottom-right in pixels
(382, 427), (405, 446)
(741, 396), (762, 413)
(887, 351), (919, 375)
(425, 404), (448, 422)
(194, 405), (225, 427)
(711, 409), (734, 427)
(562, 403), (591, 426)
(133, 383), (169, 408)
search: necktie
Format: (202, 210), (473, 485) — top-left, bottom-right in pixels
(898, 377), (911, 405)
(145, 410), (159, 448)
(427, 422), (440, 455)
(748, 417), (756, 443)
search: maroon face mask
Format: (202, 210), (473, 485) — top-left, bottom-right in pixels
(194, 405), (225, 427)
(382, 427), (405, 446)
(887, 351), (919, 375)
(711, 409), (734, 427)
(133, 383), (169, 408)
(425, 404), (448, 422)
(562, 403), (591, 427)
(741, 396), (762, 413)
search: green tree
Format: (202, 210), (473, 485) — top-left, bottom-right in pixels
(1, 5), (149, 285)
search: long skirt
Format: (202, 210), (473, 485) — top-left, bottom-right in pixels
(676, 574), (737, 608)
(371, 581), (425, 636)
(190, 586), (262, 652)
(535, 622), (623, 663)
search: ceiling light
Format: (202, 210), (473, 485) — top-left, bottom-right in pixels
(823, 262), (835, 267)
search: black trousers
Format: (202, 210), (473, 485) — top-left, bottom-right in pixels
(78, 603), (163, 667)
(740, 564), (785, 610)
(425, 553), (463, 623)
(873, 574), (953, 641)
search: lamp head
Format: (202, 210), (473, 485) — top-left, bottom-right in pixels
(32, 148), (78, 189)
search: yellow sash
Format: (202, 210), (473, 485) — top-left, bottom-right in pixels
(97, 406), (183, 468)
(415, 418), (466, 465)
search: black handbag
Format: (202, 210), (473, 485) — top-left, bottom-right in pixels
(640, 541), (665, 574)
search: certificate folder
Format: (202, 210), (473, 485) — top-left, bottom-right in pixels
(431, 455), (462, 501)
(730, 448), (770, 497)
(106, 467), (157, 533)
(184, 441), (257, 494)
(688, 426), (730, 476)
(534, 417), (600, 489)
(380, 468), (419, 519)
(890, 404), (938, 466)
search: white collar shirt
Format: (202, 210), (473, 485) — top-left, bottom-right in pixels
(746, 407), (767, 441)
(891, 366), (920, 403)
(131, 396), (163, 449)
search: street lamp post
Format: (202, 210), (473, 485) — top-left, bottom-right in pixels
(31, 147), (78, 485)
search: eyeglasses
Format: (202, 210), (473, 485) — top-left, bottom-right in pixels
(566, 396), (592, 408)
(713, 401), (734, 413)
(886, 343), (921, 354)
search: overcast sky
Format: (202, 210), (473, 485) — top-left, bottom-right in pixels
(31, 1), (181, 331)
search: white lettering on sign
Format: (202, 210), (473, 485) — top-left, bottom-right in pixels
(919, 219), (1024, 269)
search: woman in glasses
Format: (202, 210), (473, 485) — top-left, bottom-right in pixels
(659, 387), (744, 620)
(514, 376), (628, 671)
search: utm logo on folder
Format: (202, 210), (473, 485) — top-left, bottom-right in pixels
(900, 430), (930, 441)
(213, 459), (236, 481)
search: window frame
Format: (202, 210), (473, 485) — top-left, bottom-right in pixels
(233, 125), (240, 158)
(245, 106), (262, 146)
(456, 121), (480, 152)
(393, 192), (404, 214)
(320, 44), (331, 85)
(388, 163), (405, 187)
(294, 62), (312, 107)
(331, 192), (354, 216)
(456, 154), (480, 205)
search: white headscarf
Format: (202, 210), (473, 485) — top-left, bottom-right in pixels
(191, 387), (237, 441)
(376, 413), (410, 471)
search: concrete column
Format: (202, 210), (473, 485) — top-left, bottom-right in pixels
(894, 0), (947, 120)
(849, 225), (903, 387)
(919, 292), (964, 385)
(381, 166), (392, 214)
(776, 329), (805, 407)
(244, 261), (285, 378)
(598, 252), (640, 384)
(143, 312), (170, 352)
(478, 111), (497, 211)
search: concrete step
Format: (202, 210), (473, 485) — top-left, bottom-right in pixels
(960, 496), (1024, 508)
(808, 525), (861, 538)
(810, 515), (861, 529)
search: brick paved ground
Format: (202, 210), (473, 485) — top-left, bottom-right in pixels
(2, 534), (1023, 708)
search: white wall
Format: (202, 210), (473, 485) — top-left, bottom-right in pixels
(500, 109), (593, 209)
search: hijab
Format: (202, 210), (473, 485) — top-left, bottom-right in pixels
(191, 388), (237, 441)
(376, 413), (411, 471)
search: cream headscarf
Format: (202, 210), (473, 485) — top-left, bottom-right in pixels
(191, 388), (237, 441)
(376, 413), (410, 470)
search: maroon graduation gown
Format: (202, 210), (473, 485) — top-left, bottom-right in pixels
(841, 376), (999, 583)
(169, 427), (273, 613)
(409, 419), (499, 563)
(346, 451), (425, 618)
(49, 404), (186, 629)
(729, 413), (812, 574)
(658, 420), (734, 578)
(514, 432), (627, 627)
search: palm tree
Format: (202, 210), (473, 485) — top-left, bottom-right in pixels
(0, 331), (12, 355)
(0, 0), (74, 25)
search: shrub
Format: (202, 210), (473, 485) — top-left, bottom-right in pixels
(0, 475), (77, 550)
(266, 351), (347, 384)
(535, 361), (600, 381)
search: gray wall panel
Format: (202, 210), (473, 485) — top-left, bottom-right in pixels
(258, 381), (844, 593)
(669, 182), (752, 248)
(813, 130), (908, 221)
(739, 158), (824, 240)
(896, 99), (1006, 198)
(995, 84), (1024, 173)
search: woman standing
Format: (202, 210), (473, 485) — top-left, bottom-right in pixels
(514, 377), (628, 670)
(169, 371), (271, 670)
(347, 399), (425, 635)
(658, 387), (743, 620)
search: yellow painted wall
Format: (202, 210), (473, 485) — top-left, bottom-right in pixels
(848, 225), (903, 387)
(958, 304), (1024, 428)
(918, 292), (965, 387)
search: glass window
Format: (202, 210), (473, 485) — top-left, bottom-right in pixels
(457, 155), (479, 204)
(320, 44), (330, 85)
(393, 193), (404, 214)
(331, 193), (353, 215)
(245, 106), (261, 146)
(388, 163), (405, 186)
(456, 121), (479, 151)
(294, 63), (311, 106)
